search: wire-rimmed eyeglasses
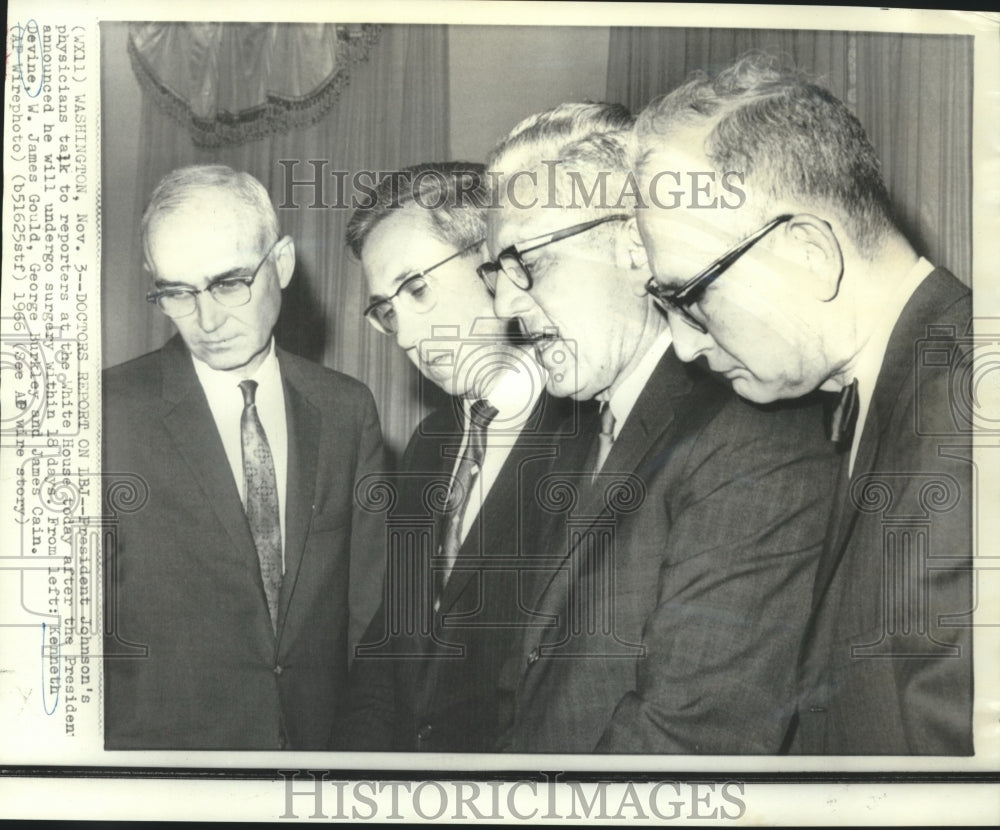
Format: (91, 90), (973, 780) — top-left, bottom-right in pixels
(146, 237), (283, 320)
(363, 239), (484, 336)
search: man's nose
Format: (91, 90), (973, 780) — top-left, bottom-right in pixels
(392, 309), (420, 352)
(668, 312), (715, 363)
(194, 290), (226, 332)
(492, 272), (535, 320)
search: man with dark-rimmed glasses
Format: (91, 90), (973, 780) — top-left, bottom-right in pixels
(342, 162), (574, 752)
(482, 101), (837, 754)
(103, 164), (385, 750)
(635, 54), (973, 755)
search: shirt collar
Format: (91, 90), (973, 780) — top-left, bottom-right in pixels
(603, 328), (674, 439)
(849, 257), (934, 395)
(847, 257), (934, 472)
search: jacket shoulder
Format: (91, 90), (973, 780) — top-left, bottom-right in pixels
(102, 348), (165, 407)
(279, 351), (376, 407)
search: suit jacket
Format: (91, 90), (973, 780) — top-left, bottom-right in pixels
(102, 334), (385, 750)
(341, 392), (578, 752)
(790, 268), (974, 754)
(498, 350), (840, 753)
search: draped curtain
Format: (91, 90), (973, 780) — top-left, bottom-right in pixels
(101, 23), (450, 459)
(606, 28), (973, 284)
(128, 23), (381, 147)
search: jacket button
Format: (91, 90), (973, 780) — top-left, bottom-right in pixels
(527, 648), (539, 666)
(417, 723), (433, 741)
(273, 665), (283, 676)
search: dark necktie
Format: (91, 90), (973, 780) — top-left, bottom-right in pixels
(435, 399), (498, 604)
(593, 403), (617, 478)
(239, 379), (282, 633)
(828, 378), (860, 447)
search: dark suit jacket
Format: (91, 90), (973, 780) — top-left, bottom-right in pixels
(341, 392), (577, 752)
(790, 268), (974, 754)
(498, 350), (840, 753)
(102, 334), (385, 750)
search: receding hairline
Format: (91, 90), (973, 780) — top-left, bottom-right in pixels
(142, 183), (278, 270)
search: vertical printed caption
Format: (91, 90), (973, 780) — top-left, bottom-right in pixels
(2, 19), (102, 757)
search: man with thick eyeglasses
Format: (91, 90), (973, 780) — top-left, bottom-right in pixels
(103, 164), (385, 750)
(341, 162), (573, 752)
(635, 54), (973, 755)
(482, 102), (837, 754)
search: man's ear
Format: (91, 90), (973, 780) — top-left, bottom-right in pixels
(616, 217), (651, 294)
(274, 235), (296, 289)
(779, 214), (843, 300)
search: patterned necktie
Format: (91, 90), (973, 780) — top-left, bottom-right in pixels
(593, 402), (617, 479)
(435, 399), (498, 604)
(239, 379), (282, 634)
(828, 378), (860, 447)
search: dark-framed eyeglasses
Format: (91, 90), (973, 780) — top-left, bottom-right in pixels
(645, 214), (793, 334)
(146, 237), (283, 320)
(476, 214), (631, 296)
(363, 238), (484, 336)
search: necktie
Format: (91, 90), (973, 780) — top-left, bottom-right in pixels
(828, 378), (860, 447)
(593, 402), (617, 478)
(435, 399), (498, 604)
(240, 379), (282, 633)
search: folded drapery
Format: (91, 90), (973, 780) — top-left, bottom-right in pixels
(128, 22), (381, 147)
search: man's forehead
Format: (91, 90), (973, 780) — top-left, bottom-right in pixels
(151, 188), (261, 238)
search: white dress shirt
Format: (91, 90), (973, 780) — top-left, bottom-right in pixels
(191, 339), (289, 565)
(847, 257), (935, 473)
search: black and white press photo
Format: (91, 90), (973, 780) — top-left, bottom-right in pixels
(2, 0), (998, 823)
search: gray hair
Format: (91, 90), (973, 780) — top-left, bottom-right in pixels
(487, 102), (640, 222)
(635, 53), (893, 256)
(141, 164), (280, 265)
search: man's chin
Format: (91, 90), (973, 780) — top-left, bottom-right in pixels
(194, 347), (253, 374)
(730, 374), (782, 404)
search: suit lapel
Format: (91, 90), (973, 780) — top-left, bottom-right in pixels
(159, 336), (258, 566)
(811, 268), (968, 607)
(274, 351), (320, 636)
(527, 350), (689, 620)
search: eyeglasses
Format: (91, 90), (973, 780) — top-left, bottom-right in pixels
(645, 214), (793, 334)
(363, 239), (484, 336)
(146, 237), (282, 320)
(476, 214), (631, 296)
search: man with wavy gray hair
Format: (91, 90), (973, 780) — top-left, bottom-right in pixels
(480, 102), (838, 753)
(103, 164), (385, 750)
(636, 54), (973, 754)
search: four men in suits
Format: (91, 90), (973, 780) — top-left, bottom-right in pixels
(104, 54), (975, 756)
(479, 102), (839, 753)
(103, 165), (385, 749)
(635, 54), (974, 754)
(341, 162), (573, 751)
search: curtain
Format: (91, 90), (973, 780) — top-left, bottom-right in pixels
(101, 24), (450, 460)
(128, 23), (380, 147)
(606, 28), (972, 284)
